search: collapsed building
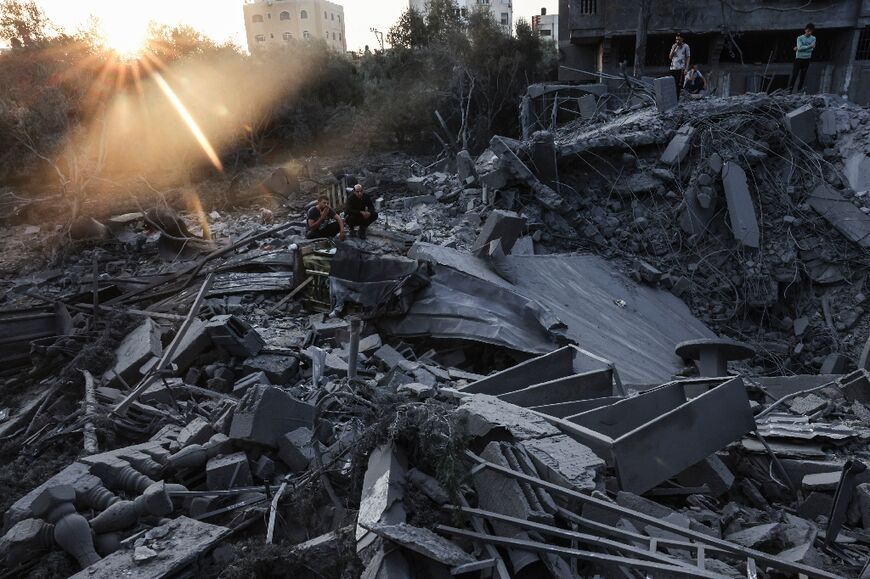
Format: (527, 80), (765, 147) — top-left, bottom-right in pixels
(0, 83), (868, 579)
(559, 0), (870, 105)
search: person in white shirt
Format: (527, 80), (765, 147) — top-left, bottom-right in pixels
(669, 33), (691, 98)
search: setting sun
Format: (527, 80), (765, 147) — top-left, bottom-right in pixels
(95, 8), (150, 59)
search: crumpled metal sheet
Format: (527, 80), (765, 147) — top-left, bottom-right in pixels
(388, 245), (715, 385)
(378, 264), (561, 355)
(329, 246), (428, 318)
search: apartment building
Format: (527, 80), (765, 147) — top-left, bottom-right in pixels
(532, 7), (558, 44)
(558, 0), (870, 105)
(243, 0), (347, 53)
(410, 0), (514, 33)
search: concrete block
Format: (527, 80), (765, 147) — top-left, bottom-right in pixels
(373, 344), (406, 369)
(708, 153), (723, 174)
(784, 104), (818, 144)
(168, 319), (211, 372)
(241, 354), (300, 384)
(722, 162), (760, 248)
(232, 371), (271, 398)
(253, 456), (275, 480)
(820, 353), (848, 375)
(405, 176), (430, 195)
(479, 167), (511, 190)
(456, 395), (560, 441)
(472, 210), (526, 256)
(175, 417), (214, 449)
(654, 76), (678, 113)
(529, 131), (559, 188)
(674, 455), (735, 496)
(818, 110), (837, 143)
(229, 386), (314, 448)
(511, 236), (535, 255)
(456, 150), (478, 185)
(277, 427), (317, 472)
(204, 315), (264, 358)
(206, 452), (252, 490)
(845, 152), (870, 192)
(660, 126), (695, 165)
(356, 444), (407, 555)
(579, 94), (597, 119)
(103, 320), (162, 385)
(807, 183), (870, 248)
(519, 434), (604, 493)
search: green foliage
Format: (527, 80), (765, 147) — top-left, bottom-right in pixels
(0, 0), (51, 47)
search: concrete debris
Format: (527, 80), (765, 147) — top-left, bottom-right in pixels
(1, 90), (868, 579)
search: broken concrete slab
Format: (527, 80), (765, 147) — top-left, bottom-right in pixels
(206, 452), (253, 490)
(722, 162), (760, 248)
(356, 444), (407, 555)
(456, 150), (478, 185)
(674, 455), (735, 496)
(372, 344), (407, 370)
(278, 427), (318, 472)
(456, 395), (561, 441)
(69, 517), (229, 579)
(366, 523), (475, 567)
(654, 76), (678, 113)
(518, 434), (604, 493)
(784, 104), (818, 144)
(472, 210), (526, 257)
(806, 183), (870, 249)
(229, 385), (314, 448)
(845, 152), (870, 193)
(103, 319), (162, 385)
(169, 319), (211, 372)
(660, 125), (695, 166)
(240, 354), (300, 384)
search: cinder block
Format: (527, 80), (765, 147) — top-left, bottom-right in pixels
(472, 210), (526, 256)
(278, 427), (318, 472)
(229, 386), (315, 448)
(205, 315), (264, 358)
(660, 126), (695, 165)
(169, 319), (211, 371)
(784, 104), (818, 144)
(241, 355), (300, 384)
(206, 452), (252, 490)
(232, 371), (272, 398)
(103, 320), (162, 385)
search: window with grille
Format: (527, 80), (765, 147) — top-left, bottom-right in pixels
(857, 27), (870, 60)
(283, 32), (292, 40)
(255, 34), (265, 42)
(579, 0), (597, 15)
(252, 14), (264, 23)
(280, 11), (290, 20)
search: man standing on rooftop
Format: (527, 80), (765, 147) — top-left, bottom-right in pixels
(669, 33), (691, 98)
(790, 23), (817, 93)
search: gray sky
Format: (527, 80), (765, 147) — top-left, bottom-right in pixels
(36, 0), (559, 52)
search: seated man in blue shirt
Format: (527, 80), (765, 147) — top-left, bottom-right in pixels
(684, 65), (707, 94)
(306, 195), (346, 240)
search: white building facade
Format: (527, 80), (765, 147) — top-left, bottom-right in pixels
(532, 8), (558, 44)
(409, 0), (514, 34)
(243, 0), (347, 53)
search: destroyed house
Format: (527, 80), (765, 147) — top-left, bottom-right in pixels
(559, 0), (870, 105)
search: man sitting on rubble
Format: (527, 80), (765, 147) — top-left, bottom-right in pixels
(307, 195), (346, 240)
(684, 65), (707, 95)
(344, 184), (378, 239)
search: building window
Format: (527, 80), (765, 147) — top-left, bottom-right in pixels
(255, 34), (265, 42)
(479, 0), (490, 4)
(500, 13), (509, 26)
(303, 30), (311, 39)
(858, 27), (870, 60)
(252, 14), (264, 23)
(332, 32), (336, 40)
(280, 11), (290, 20)
(338, 15), (341, 23)
(579, 0), (597, 15)
(540, 29), (551, 36)
(283, 32), (292, 40)
(267, 12), (271, 19)
(270, 33), (274, 38)
(324, 11), (328, 19)
(301, 10), (308, 19)
(331, 13), (334, 20)
(339, 33), (342, 41)
(501, 0), (509, 4)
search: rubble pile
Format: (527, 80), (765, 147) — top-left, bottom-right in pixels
(0, 89), (867, 578)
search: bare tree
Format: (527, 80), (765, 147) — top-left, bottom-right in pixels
(633, 0), (652, 77)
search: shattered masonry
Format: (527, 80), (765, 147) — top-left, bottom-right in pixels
(0, 88), (868, 579)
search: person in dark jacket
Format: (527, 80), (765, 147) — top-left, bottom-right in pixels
(344, 184), (378, 239)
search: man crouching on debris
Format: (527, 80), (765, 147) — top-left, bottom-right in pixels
(307, 195), (346, 240)
(345, 184), (378, 240)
